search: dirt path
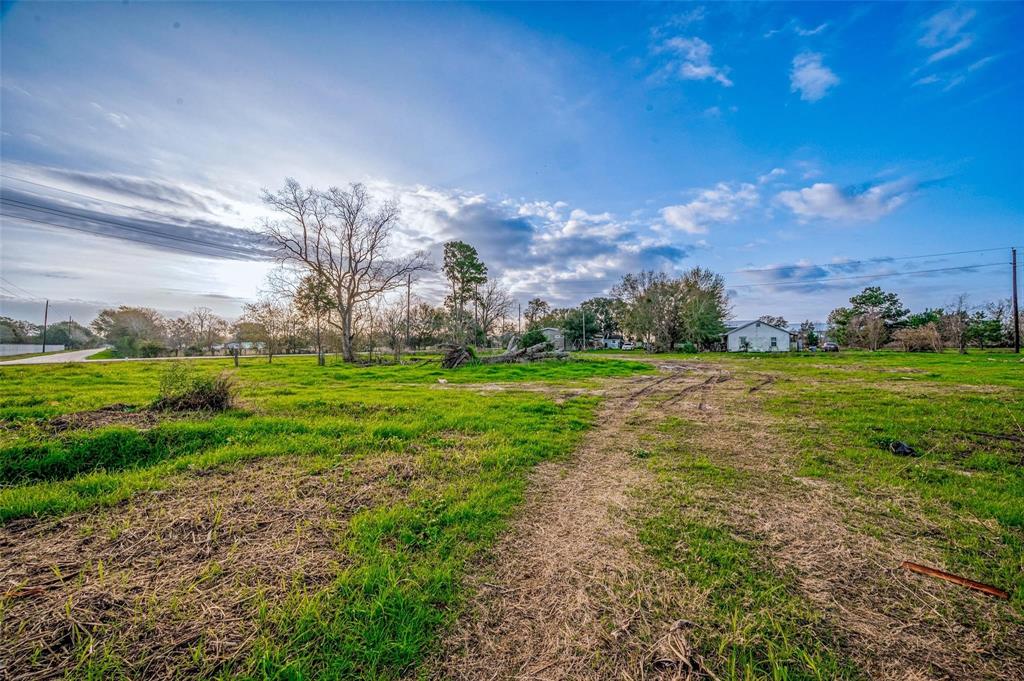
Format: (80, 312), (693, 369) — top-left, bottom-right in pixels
(433, 366), (713, 680)
(433, 361), (1024, 680)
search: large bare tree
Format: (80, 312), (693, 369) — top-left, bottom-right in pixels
(261, 179), (430, 362)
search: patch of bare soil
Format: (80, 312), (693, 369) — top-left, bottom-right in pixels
(0, 454), (418, 679)
(432, 367), (723, 680)
(45, 403), (164, 432)
(654, 371), (1024, 680)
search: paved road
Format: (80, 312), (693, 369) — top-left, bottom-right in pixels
(0, 348), (107, 365)
(0, 350), (324, 365)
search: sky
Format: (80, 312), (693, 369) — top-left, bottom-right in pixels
(1, 1), (1022, 325)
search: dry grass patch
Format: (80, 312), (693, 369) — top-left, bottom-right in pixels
(0, 453), (418, 679)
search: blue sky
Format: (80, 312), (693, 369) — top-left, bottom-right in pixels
(1, 1), (1021, 324)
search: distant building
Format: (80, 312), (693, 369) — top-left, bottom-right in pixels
(538, 327), (566, 350)
(724, 320), (793, 352)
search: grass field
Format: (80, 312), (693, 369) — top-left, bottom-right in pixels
(1, 351), (1021, 679)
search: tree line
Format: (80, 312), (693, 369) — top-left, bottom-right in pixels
(826, 286), (1019, 352)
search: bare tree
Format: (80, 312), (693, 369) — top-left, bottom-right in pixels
(241, 298), (288, 363)
(186, 306), (227, 354)
(262, 179), (430, 362)
(477, 279), (513, 345)
(940, 294), (970, 354)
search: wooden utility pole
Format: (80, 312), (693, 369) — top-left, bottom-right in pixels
(581, 305), (587, 351)
(1012, 247), (1020, 353)
(405, 273), (411, 351)
(40, 301), (49, 352)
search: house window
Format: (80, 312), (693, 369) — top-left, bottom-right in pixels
(770, 337), (778, 348)
(739, 336), (747, 347)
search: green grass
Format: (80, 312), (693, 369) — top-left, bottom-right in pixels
(724, 351), (1024, 606)
(84, 348), (119, 359)
(636, 431), (860, 680)
(0, 354), (652, 678)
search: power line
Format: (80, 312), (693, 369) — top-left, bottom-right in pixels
(1, 212), (265, 261)
(0, 198), (268, 259)
(725, 261), (1008, 289)
(1, 173), (222, 224)
(0, 276), (40, 299)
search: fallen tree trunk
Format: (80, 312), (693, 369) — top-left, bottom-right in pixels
(442, 342), (569, 368)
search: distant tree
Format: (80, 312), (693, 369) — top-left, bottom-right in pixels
(905, 308), (943, 328)
(408, 302), (447, 349)
(828, 286), (907, 348)
(91, 306), (167, 357)
(166, 317), (192, 356)
(261, 179), (430, 362)
(798, 320), (818, 347)
(826, 306), (853, 346)
(940, 294), (970, 354)
(476, 279), (512, 345)
(966, 312), (1003, 349)
(612, 267), (727, 352)
(186, 306), (227, 354)
(442, 241), (488, 343)
(845, 313), (886, 351)
(0, 317), (38, 343)
(561, 308), (601, 349)
(524, 298), (551, 329)
(241, 298), (288, 363)
(294, 272), (335, 365)
(758, 315), (789, 329)
(374, 299), (408, 361)
(539, 307), (570, 329)
(581, 297), (620, 338)
(676, 267), (729, 349)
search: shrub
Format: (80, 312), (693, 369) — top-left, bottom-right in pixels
(892, 323), (943, 352)
(519, 328), (551, 350)
(678, 341), (698, 353)
(153, 363), (238, 411)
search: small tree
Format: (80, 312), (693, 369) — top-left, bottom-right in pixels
(524, 298), (551, 329)
(241, 298), (288, 363)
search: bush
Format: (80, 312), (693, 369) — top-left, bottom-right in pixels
(892, 323), (943, 352)
(678, 341), (698, 353)
(519, 328), (551, 350)
(153, 363), (237, 411)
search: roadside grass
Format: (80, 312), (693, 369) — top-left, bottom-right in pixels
(1, 355), (651, 678)
(84, 348), (119, 359)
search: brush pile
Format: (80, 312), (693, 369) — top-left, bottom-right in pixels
(441, 341), (569, 369)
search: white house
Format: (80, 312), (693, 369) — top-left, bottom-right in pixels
(724, 320), (792, 352)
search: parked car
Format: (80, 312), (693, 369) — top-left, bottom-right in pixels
(620, 342), (636, 350)
(821, 342), (839, 352)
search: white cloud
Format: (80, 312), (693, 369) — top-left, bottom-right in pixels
(795, 23), (828, 37)
(789, 53), (839, 102)
(657, 37), (733, 87)
(918, 7), (975, 48)
(757, 168), (786, 184)
(661, 182), (758, 234)
(776, 180), (915, 221)
(927, 36), (973, 64)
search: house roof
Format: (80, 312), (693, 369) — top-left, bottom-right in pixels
(724, 319), (792, 336)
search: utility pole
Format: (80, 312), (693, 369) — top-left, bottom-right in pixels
(68, 314), (73, 349)
(517, 302), (522, 335)
(1013, 247), (1020, 353)
(40, 301), (48, 352)
(405, 273), (411, 351)
(581, 305), (586, 351)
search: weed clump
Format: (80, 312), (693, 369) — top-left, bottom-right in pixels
(152, 363), (238, 411)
